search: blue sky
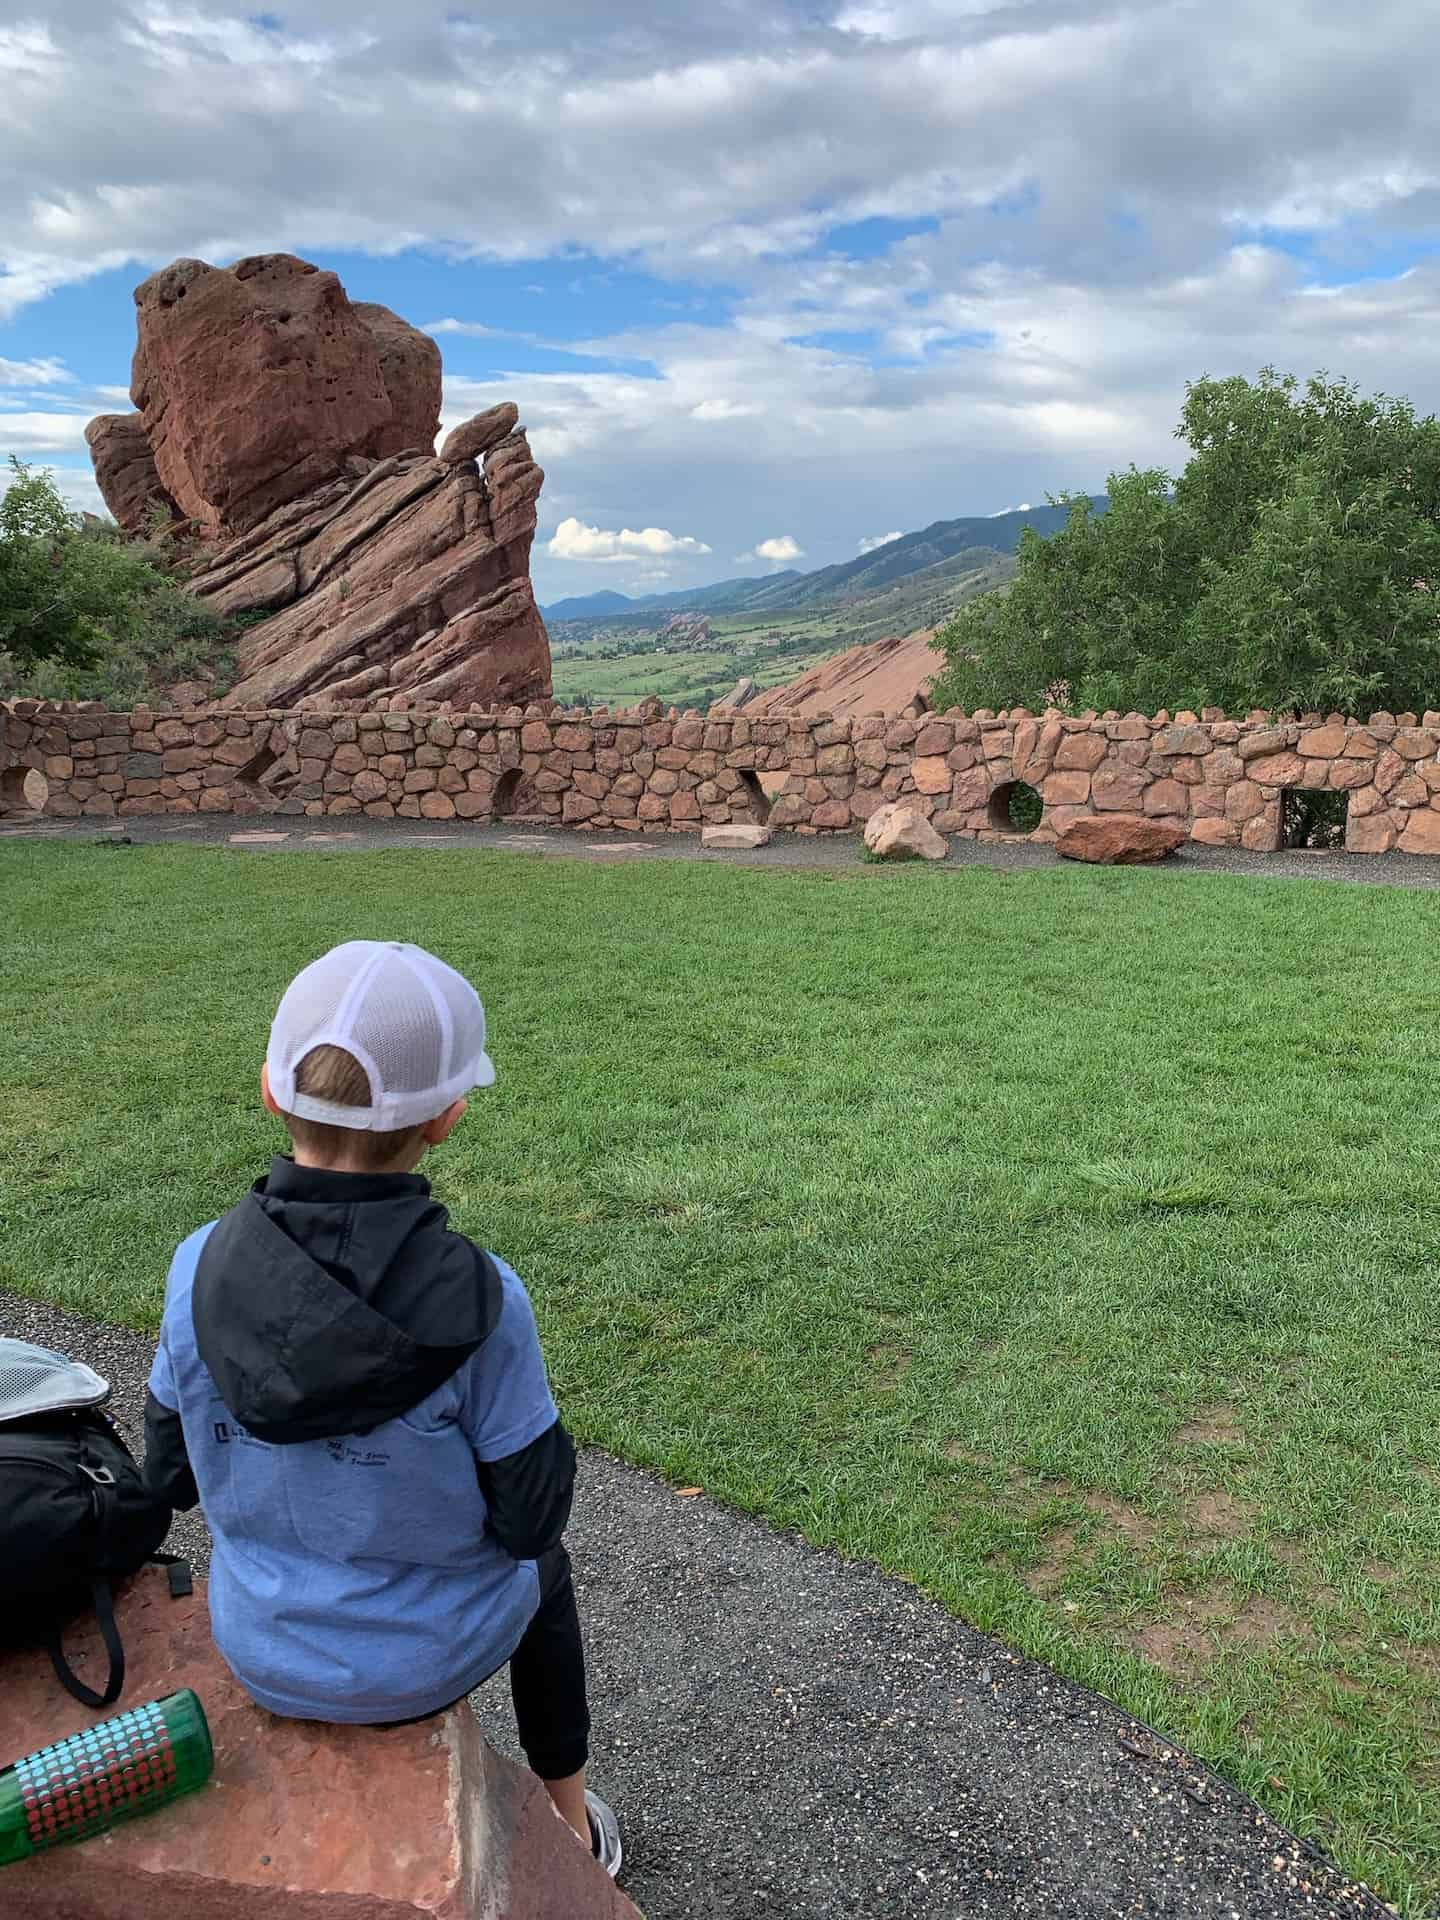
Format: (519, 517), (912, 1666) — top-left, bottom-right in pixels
(5, 0), (1440, 599)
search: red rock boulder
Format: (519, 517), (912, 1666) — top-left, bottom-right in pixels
(85, 413), (180, 534)
(354, 302), (443, 459)
(1056, 814), (1187, 865)
(131, 253), (395, 534)
(2, 1567), (638, 1920)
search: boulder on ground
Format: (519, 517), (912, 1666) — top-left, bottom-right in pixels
(1, 1566), (638, 1920)
(1055, 814), (1186, 865)
(864, 802), (949, 861)
(701, 823), (773, 850)
(85, 413), (181, 534)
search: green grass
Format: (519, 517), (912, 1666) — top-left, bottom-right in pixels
(4, 841), (1440, 1911)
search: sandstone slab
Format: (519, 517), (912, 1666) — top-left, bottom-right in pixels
(701, 823), (773, 849)
(1056, 815), (1186, 865)
(1, 1568), (637, 1920)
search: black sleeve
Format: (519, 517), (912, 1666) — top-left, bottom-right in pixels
(475, 1419), (577, 1560)
(143, 1390), (200, 1512)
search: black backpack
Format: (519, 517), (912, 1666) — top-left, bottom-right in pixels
(0, 1339), (175, 1709)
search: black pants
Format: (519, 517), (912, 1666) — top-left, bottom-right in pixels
(510, 1544), (591, 1780)
(371, 1544), (590, 1780)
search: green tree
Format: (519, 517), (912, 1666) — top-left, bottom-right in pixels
(931, 370), (1440, 717)
(0, 459), (104, 672)
(0, 460), (234, 704)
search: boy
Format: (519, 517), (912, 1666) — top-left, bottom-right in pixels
(142, 940), (621, 1876)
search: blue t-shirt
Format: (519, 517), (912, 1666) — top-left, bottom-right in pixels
(148, 1222), (557, 1722)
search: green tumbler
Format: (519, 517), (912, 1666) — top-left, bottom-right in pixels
(0, 1689), (213, 1867)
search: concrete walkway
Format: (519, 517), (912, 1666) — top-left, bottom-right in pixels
(4, 806), (1440, 889)
(4, 1290), (1394, 1920)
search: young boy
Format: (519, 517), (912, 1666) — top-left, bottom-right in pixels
(142, 939), (621, 1876)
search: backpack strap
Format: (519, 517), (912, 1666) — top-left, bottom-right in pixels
(47, 1575), (125, 1710)
(46, 1448), (127, 1710)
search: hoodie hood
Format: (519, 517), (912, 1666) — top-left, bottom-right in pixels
(192, 1156), (502, 1443)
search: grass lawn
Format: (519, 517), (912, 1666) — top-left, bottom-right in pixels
(4, 841), (1440, 1911)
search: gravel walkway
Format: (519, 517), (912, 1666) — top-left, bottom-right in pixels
(4, 808), (1440, 889)
(3, 1290), (1395, 1920)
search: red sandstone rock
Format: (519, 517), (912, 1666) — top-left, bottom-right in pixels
(702, 822), (772, 849)
(1056, 814), (1186, 865)
(353, 303), (443, 459)
(85, 413), (180, 533)
(131, 254), (394, 533)
(441, 403), (520, 465)
(1399, 806), (1440, 855)
(865, 802), (948, 860)
(86, 253), (552, 712)
(2, 1568), (637, 1920)
(723, 629), (944, 720)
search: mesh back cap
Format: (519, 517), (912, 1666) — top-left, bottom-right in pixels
(267, 941), (496, 1132)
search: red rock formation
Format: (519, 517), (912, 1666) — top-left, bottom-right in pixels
(86, 253), (551, 711)
(724, 628), (944, 720)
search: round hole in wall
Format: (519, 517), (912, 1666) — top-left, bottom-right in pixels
(0, 765), (49, 814)
(987, 780), (1043, 834)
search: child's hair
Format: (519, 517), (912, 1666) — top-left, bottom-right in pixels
(283, 1044), (429, 1169)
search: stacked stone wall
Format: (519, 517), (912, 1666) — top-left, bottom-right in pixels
(6, 698), (1440, 856)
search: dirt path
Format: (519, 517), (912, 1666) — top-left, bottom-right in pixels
(5, 809), (1440, 890)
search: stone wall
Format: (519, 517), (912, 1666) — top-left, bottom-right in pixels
(7, 697), (1440, 855)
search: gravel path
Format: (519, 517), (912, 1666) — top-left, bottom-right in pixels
(3, 1290), (1395, 1920)
(4, 808), (1440, 889)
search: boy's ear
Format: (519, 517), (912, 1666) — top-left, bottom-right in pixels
(260, 1062), (283, 1118)
(421, 1097), (467, 1146)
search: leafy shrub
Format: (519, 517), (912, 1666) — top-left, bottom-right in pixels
(0, 461), (237, 705)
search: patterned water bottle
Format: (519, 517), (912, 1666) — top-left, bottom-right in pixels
(0, 1689), (213, 1866)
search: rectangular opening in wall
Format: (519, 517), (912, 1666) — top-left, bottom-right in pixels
(1281, 789), (1348, 849)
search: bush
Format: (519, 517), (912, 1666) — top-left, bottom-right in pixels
(0, 462), (236, 704)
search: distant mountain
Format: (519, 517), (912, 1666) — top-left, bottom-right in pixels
(540, 589), (641, 619)
(540, 500), (1102, 621)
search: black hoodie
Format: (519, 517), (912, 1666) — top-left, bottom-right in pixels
(144, 1158), (575, 1560)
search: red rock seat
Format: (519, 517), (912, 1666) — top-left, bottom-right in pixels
(2, 1567), (639, 1920)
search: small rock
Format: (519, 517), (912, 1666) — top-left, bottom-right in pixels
(701, 823), (773, 850)
(864, 803), (949, 862)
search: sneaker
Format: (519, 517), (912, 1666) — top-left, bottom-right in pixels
(586, 1790), (623, 1879)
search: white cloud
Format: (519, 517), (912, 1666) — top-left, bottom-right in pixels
(0, 413), (91, 454)
(425, 319), (510, 339)
(740, 535), (805, 565)
(858, 530), (903, 552)
(8, 0), (1440, 604)
(0, 356), (70, 387)
(547, 515), (713, 562)
(989, 502), (1034, 516)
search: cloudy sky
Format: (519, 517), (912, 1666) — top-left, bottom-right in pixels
(4, 0), (1440, 600)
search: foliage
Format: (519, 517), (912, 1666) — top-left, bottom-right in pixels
(0, 461), (236, 704)
(931, 370), (1440, 718)
(4, 843), (1440, 1909)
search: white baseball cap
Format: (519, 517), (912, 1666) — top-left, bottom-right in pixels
(266, 941), (496, 1132)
